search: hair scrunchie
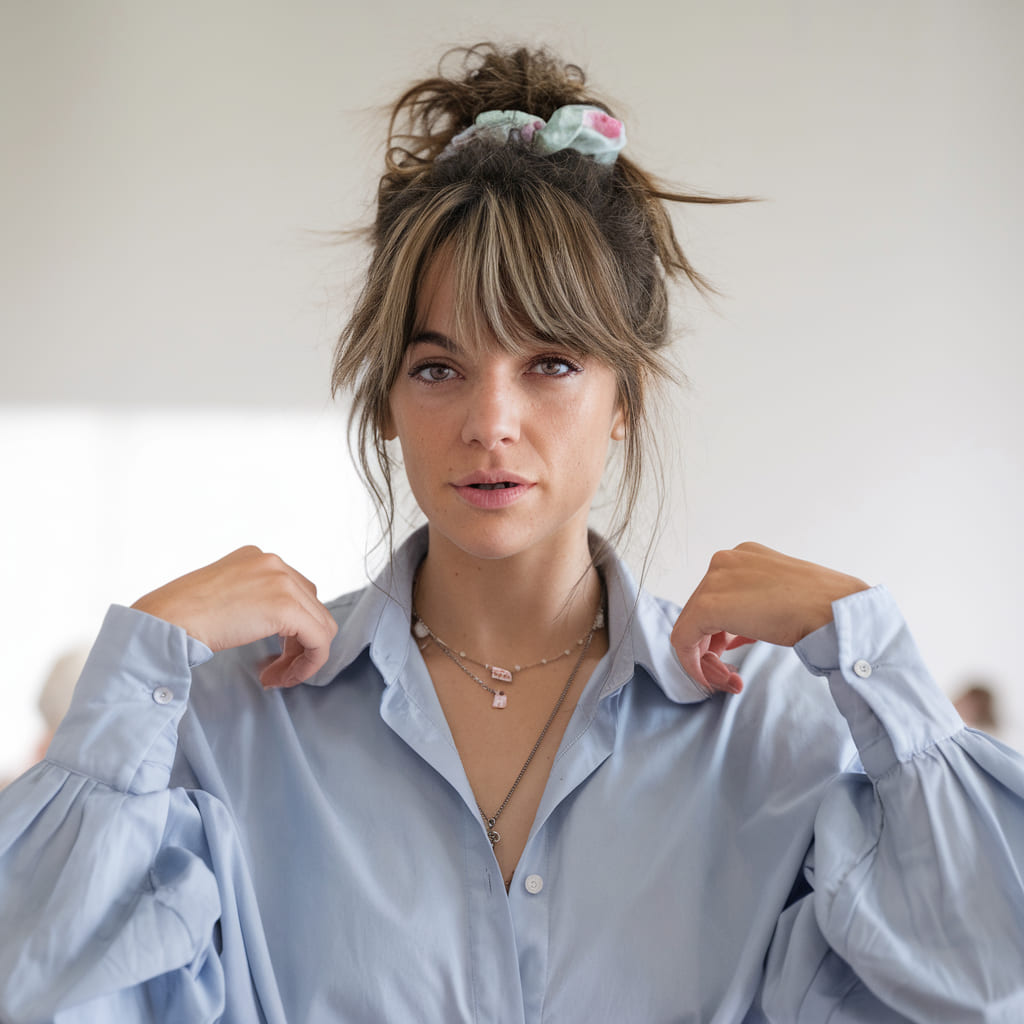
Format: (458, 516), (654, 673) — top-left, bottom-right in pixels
(439, 104), (626, 165)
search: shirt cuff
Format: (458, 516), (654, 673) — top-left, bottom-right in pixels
(46, 604), (213, 794)
(794, 585), (963, 779)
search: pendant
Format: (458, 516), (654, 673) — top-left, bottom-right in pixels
(491, 691), (508, 709)
(490, 665), (513, 683)
(485, 817), (501, 845)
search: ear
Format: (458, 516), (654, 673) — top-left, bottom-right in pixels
(381, 407), (398, 442)
(610, 407), (626, 442)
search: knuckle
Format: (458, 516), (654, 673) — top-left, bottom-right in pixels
(708, 548), (737, 571)
(734, 540), (768, 555)
(257, 551), (289, 577)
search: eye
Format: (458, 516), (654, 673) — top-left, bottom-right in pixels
(528, 356), (582, 378)
(410, 362), (458, 384)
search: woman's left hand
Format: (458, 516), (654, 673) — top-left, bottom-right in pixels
(671, 542), (870, 694)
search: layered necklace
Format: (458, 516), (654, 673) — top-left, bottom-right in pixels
(412, 606), (605, 709)
(411, 585), (605, 851)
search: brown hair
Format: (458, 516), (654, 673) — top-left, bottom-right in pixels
(332, 43), (743, 553)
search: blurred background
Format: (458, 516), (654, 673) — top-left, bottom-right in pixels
(2, 0), (1021, 778)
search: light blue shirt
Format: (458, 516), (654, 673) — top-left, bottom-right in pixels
(1, 528), (1023, 1022)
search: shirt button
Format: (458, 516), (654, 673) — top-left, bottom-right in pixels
(853, 660), (873, 679)
(524, 874), (544, 894)
(152, 686), (174, 705)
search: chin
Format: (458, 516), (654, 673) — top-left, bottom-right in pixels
(434, 521), (536, 562)
(425, 505), (590, 566)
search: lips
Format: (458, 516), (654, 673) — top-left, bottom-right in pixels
(453, 471), (532, 488)
(451, 471), (534, 509)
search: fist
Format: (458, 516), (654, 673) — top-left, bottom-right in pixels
(132, 546), (339, 688)
(671, 542), (869, 694)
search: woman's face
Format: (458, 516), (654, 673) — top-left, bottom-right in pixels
(386, 255), (625, 563)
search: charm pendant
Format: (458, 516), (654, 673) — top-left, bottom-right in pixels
(485, 817), (501, 845)
(490, 665), (513, 683)
(491, 691), (508, 709)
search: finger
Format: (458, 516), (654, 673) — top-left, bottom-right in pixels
(725, 635), (756, 650)
(671, 614), (716, 656)
(274, 618), (335, 687)
(675, 644), (710, 692)
(671, 619), (726, 685)
(261, 636), (321, 689)
(281, 586), (337, 648)
(670, 591), (734, 660)
(707, 631), (739, 657)
(269, 572), (338, 645)
(260, 595), (337, 688)
(673, 625), (745, 695)
(280, 647), (324, 688)
(670, 617), (710, 686)
(700, 652), (744, 694)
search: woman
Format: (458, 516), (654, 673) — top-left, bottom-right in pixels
(1, 43), (1022, 1024)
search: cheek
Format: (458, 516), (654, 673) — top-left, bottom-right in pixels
(563, 389), (621, 449)
(390, 393), (432, 451)
(559, 406), (617, 480)
(393, 414), (453, 491)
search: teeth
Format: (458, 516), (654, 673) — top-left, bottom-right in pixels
(473, 482), (514, 490)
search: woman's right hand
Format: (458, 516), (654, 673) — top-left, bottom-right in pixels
(131, 546), (338, 689)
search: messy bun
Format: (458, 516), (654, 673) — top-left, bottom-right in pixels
(332, 43), (742, 554)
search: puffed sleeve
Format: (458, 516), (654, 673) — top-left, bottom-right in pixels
(758, 586), (1024, 1023)
(0, 605), (239, 1024)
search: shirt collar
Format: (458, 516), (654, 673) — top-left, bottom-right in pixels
(302, 526), (710, 705)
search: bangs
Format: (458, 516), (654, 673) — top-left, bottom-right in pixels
(410, 178), (650, 368)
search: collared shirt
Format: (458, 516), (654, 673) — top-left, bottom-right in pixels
(1, 528), (1023, 1022)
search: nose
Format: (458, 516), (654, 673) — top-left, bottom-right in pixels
(460, 372), (521, 450)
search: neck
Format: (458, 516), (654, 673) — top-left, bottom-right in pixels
(412, 527), (603, 665)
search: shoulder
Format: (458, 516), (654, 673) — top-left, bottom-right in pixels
(612, 566), (857, 771)
(634, 576), (859, 773)
(187, 578), (380, 719)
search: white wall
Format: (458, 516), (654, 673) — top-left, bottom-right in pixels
(0, 408), (375, 775)
(2, 0), (1021, 773)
